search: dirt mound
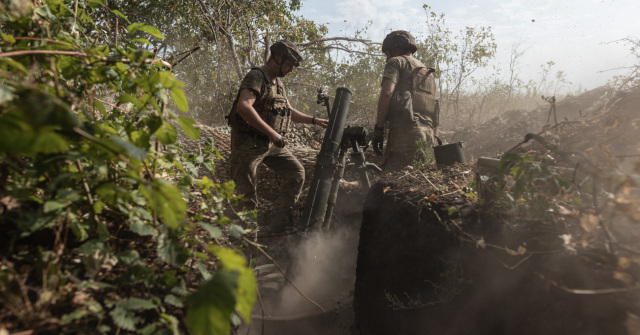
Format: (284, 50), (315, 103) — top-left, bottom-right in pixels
(354, 169), (633, 334)
(454, 85), (640, 163)
(354, 85), (640, 334)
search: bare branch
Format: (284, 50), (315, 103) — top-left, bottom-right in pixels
(297, 36), (372, 47)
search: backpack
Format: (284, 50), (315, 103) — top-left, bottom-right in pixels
(403, 56), (439, 128)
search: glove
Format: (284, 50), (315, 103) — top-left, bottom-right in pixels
(373, 125), (384, 155)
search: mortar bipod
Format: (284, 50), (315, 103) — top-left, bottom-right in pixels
(322, 126), (381, 231)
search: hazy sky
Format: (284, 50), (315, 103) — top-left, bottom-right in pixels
(298, 0), (640, 92)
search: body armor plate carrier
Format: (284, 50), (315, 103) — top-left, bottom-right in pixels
(227, 67), (292, 136)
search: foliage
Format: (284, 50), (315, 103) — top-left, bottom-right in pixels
(611, 36), (640, 90)
(490, 153), (563, 217)
(0, 1), (255, 334)
(411, 138), (436, 172)
(99, 0), (334, 125)
(420, 4), (497, 124)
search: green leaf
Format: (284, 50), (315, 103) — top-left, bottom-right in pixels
(198, 222), (222, 238)
(164, 294), (183, 308)
(128, 217), (158, 237)
(31, 130), (70, 154)
(43, 190), (80, 213)
(111, 9), (129, 22)
(118, 250), (142, 266)
(210, 247), (257, 324)
(229, 224), (244, 238)
(153, 120), (177, 145)
(61, 309), (89, 325)
(170, 87), (189, 112)
(93, 100), (106, 118)
(127, 23), (165, 39)
(0, 84), (17, 105)
(219, 181), (235, 199)
(129, 130), (151, 150)
(131, 38), (152, 45)
(185, 270), (238, 335)
(1, 33), (16, 44)
(0, 58), (27, 74)
(70, 220), (89, 242)
(178, 116), (199, 140)
(448, 206), (457, 216)
(196, 260), (212, 280)
(110, 306), (140, 331)
(141, 179), (186, 228)
(138, 25), (165, 39)
(160, 313), (180, 335)
(118, 93), (144, 110)
(110, 135), (147, 160)
(42, 199), (69, 213)
(123, 297), (156, 310)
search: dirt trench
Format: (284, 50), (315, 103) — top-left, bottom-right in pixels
(353, 176), (631, 335)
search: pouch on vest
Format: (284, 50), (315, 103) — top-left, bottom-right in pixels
(388, 90), (414, 125)
(263, 95), (291, 134)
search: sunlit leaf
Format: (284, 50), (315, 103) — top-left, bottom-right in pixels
(171, 87), (189, 112)
(119, 94), (144, 110)
(153, 120), (177, 145)
(210, 246), (257, 324)
(140, 179), (186, 228)
(178, 116), (199, 140)
(131, 38), (152, 45)
(111, 9), (129, 22)
(127, 23), (165, 39)
(185, 269), (238, 335)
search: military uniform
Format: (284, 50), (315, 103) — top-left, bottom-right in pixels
(228, 68), (304, 230)
(381, 55), (435, 173)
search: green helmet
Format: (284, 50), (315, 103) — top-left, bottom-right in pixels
(270, 40), (303, 66)
(381, 30), (418, 54)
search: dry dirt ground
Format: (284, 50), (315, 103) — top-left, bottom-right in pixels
(217, 84), (640, 334)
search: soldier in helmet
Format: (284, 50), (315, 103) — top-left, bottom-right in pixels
(373, 30), (439, 173)
(227, 40), (328, 233)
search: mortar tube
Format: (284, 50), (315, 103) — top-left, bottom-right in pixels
(323, 147), (347, 231)
(302, 87), (352, 231)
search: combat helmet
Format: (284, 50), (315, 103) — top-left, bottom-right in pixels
(381, 30), (418, 54)
(270, 40), (303, 66)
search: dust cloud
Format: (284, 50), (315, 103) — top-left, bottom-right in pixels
(277, 224), (360, 316)
(242, 223), (360, 335)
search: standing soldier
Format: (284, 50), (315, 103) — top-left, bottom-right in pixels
(227, 40), (328, 234)
(372, 30), (439, 173)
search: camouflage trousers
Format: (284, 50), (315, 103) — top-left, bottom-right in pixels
(229, 128), (305, 227)
(382, 124), (435, 174)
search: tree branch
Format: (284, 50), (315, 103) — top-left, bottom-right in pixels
(297, 37), (372, 47)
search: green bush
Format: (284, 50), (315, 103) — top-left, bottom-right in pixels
(0, 1), (255, 334)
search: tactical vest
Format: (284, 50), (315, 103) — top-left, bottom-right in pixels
(227, 67), (292, 136)
(389, 56), (439, 128)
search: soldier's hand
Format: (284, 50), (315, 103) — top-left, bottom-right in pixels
(373, 125), (384, 155)
(269, 132), (286, 148)
(314, 118), (329, 128)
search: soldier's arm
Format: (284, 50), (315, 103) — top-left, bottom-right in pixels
(289, 103), (328, 128)
(236, 88), (285, 147)
(375, 78), (396, 128)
